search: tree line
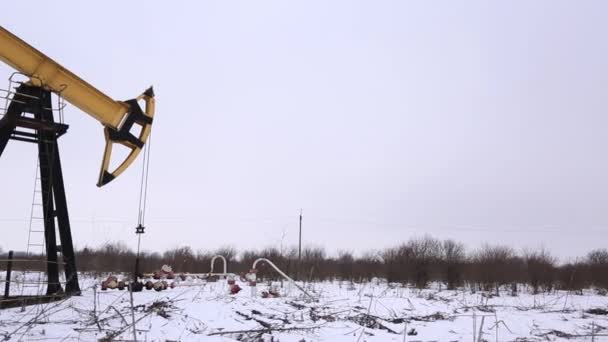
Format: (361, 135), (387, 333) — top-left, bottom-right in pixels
(1, 236), (607, 295)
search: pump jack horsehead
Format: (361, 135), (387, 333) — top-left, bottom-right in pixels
(0, 26), (155, 300)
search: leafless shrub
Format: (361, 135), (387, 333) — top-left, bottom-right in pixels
(353, 250), (382, 282)
(471, 244), (519, 295)
(557, 261), (589, 294)
(407, 236), (442, 289)
(523, 247), (556, 294)
(442, 239), (465, 290)
(587, 248), (608, 291)
(300, 246), (327, 281)
(336, 250), (355, 281)
(10, 237), (596, 294)
(163, 246), (196, 272)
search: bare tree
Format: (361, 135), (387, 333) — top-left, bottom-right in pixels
(337, 250), (355, 281)
(472, 244), (517, 295)
(163, 246), (196, 272)
(381, 246), (406, 284)
(442, 239), (465, 290)
(587, 248), (608, 292)
(523, 247), (556, 294)
(354, 250), (382, 282)
(301, 246), (327, 281)
(62, 237), (607, 294)
(408, 236), (442, 289)
(558, 261), (589, 294)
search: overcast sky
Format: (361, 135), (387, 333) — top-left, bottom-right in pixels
(1, 1), (607, 260)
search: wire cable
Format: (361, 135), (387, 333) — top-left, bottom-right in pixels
(134, 131), (153, 280)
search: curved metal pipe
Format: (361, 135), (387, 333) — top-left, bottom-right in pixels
(251, 258), (314, 300)
(210, 255), (227, 274)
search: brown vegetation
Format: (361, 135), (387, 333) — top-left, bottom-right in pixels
(1, 237), (607, 295)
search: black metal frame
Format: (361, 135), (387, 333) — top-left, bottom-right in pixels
(0, 84), (80, 295)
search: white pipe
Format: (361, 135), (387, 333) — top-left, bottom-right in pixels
(251, 258), (315, 300)
(142, 272), (236, 278)
(210, 255), (227, 274)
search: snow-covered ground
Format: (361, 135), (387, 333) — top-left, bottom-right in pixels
(0, 274), (607, 341)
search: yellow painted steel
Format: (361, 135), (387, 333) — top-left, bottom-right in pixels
(0, 26), (129, 129)
(0, 26), (155, 186)
(98, 93), (155, 187)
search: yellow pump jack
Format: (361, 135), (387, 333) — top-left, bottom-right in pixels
(0, 26), (155, 302)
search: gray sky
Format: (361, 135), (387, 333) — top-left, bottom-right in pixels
(1, 1), (607, 260)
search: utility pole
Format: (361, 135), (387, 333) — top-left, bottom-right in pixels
(298, 209), (303, 262)
(297, 209), (303, 280)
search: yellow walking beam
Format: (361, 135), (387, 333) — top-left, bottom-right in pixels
(0, 26), (154, 186)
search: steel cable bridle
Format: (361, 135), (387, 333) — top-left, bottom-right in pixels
(135, 131), (153, 262)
